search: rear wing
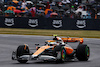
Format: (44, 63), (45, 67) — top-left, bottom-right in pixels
(61, 38), (83, 44)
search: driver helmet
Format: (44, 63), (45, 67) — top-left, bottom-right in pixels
(55, 37), (62, 43)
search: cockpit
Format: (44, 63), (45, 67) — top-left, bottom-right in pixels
(45, 40), (57, 46)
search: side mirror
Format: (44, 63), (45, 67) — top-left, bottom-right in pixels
(35, 44), (39, 46)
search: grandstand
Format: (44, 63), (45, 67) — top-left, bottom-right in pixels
(0, 0), (100, 19)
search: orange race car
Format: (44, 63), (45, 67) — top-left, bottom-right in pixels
(12, 35), (90, 63)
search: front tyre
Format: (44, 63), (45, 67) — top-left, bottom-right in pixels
(16, 45), (30, 63)
(61, 47), (67, 61)
(56, 47), (67, 63)
(76, 44), (90, 61)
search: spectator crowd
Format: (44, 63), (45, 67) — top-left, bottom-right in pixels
(0, 0), (100, 19)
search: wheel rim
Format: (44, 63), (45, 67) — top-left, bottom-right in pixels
(85, 46), (90, 57)
(61, 49), (66, 60)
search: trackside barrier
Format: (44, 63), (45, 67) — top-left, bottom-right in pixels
(0, 17), (100, 30)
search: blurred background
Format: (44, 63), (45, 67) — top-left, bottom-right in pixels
(0, 0), (100, 19)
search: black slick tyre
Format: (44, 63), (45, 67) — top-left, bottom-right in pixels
(76, 44), (90, 61)
(16, 45), (30, 63)
(60, 47), (67, 62)
(55, 47), (67, 63)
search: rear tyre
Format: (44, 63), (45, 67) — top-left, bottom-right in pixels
(16, 45), (30, 63)
(76, 44), (90, 61)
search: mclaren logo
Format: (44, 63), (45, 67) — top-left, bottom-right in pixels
(52, 20), (62, 28)
(28, 19), (38, 27)
(5, 18), (14, 26)
(76, 20), (86, 28)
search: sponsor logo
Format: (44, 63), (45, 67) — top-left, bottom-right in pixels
(28, 19), (38, 27)
(76, 20), (86, 28)
(52, 20), (62, 28)
(5, 18), (14, 26)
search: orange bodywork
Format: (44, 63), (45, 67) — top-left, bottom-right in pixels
(64, 47), (74, 55)
(33, 38), (83, 56)
(46, 40), (56, 42)
(33, 46), (50, 55)
(62, 38), (83, 44)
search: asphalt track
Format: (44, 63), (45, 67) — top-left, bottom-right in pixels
(0, 34), (100, 67)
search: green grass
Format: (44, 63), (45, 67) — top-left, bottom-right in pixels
(0, 28), (100, 38)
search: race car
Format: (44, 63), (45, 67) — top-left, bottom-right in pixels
(12, 35), (90, 63)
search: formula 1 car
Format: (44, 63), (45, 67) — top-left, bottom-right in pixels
(12, 35), (90, 63)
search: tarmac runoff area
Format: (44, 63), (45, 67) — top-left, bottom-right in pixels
(0, 34), (100, 67)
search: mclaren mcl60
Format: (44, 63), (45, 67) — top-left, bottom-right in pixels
(12, 35), (90, 63)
